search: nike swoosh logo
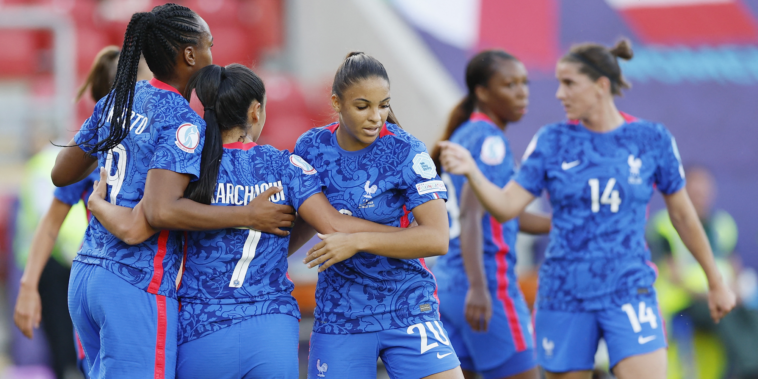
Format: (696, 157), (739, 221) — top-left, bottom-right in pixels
(437, 352), (453, 359)
(638, 335), (656, 344)
(561, 160), (580, 170)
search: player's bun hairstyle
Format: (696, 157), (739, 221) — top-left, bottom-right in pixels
(183, 64), (266, 204)
(76, 46), (120, 103)
(332, 52), (401, 127)
(431, 49), (517, 174)
(81, 3), (204, 156)
(561, 38), (633, 96)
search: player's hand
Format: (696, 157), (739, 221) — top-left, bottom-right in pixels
(465, 285), (492, 332)
(304, 233), (359, 272)
(14, 283), (42, 339)
(87, 167), (108, 210)
(246, 186), (296, 237)
(708, 282), (736, 323)
(438, 141), (476, 176)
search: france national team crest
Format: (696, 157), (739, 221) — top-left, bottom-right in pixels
(628, 155), (642, 184)
(316, 359), (328, 377)
(290, 154), (317, 175)
(480, 136), (506, 165)
(413, 152), (437, 179)
(175, 123), (200, 153)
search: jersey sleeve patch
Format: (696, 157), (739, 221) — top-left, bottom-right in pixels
(480, 136), (506, 165)
(175, 123), (200, 153)
(412, 152), (437, 179)
(415, 180), (447, 195)
(289, 154), (317, 175)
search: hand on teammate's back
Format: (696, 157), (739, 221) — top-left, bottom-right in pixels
(708, 282), (737, 323)
(247, 186), (296, 237)
(304, 233), (360, 272)
(87, 167), (108, 210)
(465, 286), (493, 332)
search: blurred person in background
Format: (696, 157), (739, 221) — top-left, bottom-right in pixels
(438, 39), (736, 379)
(648, 165), (758, 379)
(429, 50), (550, 379)
(12, 45), (150, 379)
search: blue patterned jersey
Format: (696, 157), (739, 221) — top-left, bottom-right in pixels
(434, 114), (523, 304)
(294, 122), (448, 334)
(53, 170), (99, 208)
(515, 114), (685, 311)
(177, 142), (322, 344)
(73, 78), (205, 298)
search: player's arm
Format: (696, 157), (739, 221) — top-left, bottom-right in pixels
(51, 138), (97, 187)
(518, 211), (551, 234)
(438, 141), (533, 222)
(458, 183), (492, 332)
(87, 169), (157, 245)
(663, 188), (736, 322)
(304, 199), (448, 272)
(288, 215), (316, 256)
(14, 198), (72, 339)
(142, 169), (295, 236)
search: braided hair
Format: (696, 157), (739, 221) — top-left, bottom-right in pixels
(83, 3), (204, 156)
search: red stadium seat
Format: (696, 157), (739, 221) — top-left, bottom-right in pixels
(0, 30), (37, 77)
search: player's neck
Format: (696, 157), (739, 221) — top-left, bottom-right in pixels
(475, 107), (507, 131)
(156, 76), (187, 96)
(221, 127), (250, 144)
(581, 100), (625, 133)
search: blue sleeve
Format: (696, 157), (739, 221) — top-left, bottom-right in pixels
(654, 126), (686, 195)
(515, 129), (549, 196)
(73, 99), (104, 154)
(283, 152), (323, 211)
(402, 143), (448, 210)
(148, 106), (206, 181)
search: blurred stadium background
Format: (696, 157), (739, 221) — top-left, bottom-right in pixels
(0, 0), (756, 378)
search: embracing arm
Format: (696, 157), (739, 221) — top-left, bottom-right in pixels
(288, 193), (401, 255)
(142, 169), (295, 236)
(305, 199), (449, 271)
(51, 139), (97, 187)
(14, 199), (72, 338)
(663, 188), (736, 322)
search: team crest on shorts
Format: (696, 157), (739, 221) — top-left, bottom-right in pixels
(175, 123), (200, 153)
(290, 154), (317, 175)
(413, 152), (437, 179)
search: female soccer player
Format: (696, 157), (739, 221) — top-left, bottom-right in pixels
(295, 52), (463, 379)
(439, 40), (736, 379)
(14, 45), (151, 378)
(49, 5), (293, 378)
(87, 63), (409, 378)
(430, 50), (549, 379)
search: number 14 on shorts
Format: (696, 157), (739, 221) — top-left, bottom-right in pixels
(621, 301), (658, 340)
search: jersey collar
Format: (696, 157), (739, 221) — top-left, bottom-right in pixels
(149, 78), (182, 96)
(223, 141), (258, 150)
(469, 112), (494, 124)
(325, 122), (395, 138)
(568, 111), (638, 125)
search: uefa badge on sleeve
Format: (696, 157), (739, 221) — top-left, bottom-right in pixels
(413, 152), (437, 179)
(175, 123), (200, 153)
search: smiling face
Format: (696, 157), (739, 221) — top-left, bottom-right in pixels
(332, 76), (391, 151)
(476, 59), (529, 124)
(555, 61), (607, 120)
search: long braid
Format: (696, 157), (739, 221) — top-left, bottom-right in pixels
(82, 3), (202, 156)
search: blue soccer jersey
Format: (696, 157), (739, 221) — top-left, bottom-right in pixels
(73, 78), (206, 298)
(516, 113), (685, 311)
(294, 122), (448, 334)
(54, 170), (100, 209)
(177, 141), (322, 344)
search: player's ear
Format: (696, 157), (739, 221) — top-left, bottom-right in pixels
(330, 94), (340, 113)
(249, 100), (262, 125)
(595, 76), (611, 96)
(474, 84), (489, 105)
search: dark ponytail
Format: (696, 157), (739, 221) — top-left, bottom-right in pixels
(332, 51), (402, 127)
(183, 64), (266, 204)
(430, 49), (516, 174)
(81, 3), (203, 156)
(76, 45), (120, 103)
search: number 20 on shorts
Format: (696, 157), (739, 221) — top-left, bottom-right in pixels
(407, 321), (451, 354)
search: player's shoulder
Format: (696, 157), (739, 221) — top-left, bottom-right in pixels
(382, 122), (427, 151)
(295, 124), (335, 148)
(622, 115), (672, 142)
(451, 119), (503, 143)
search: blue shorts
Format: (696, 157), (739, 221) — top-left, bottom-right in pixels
(439, 289), (536, 379)
(177, 313), (299, 379)
(68, 262), (178, 379)
(308, 322), (460, 379)
(535, 297), (667, 373)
